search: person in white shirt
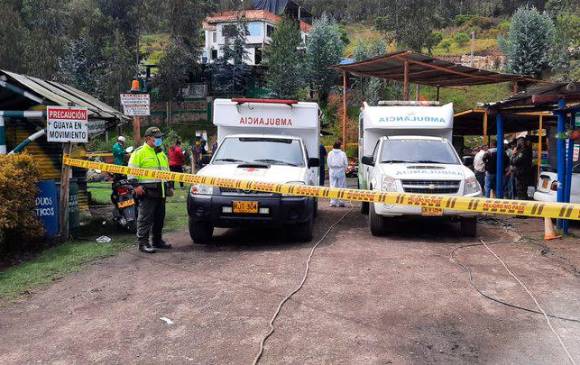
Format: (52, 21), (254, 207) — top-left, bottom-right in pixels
(473, 145), (487, 190)
(327, 141), (348, 207)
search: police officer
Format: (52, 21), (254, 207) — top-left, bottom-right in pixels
(128, 127), (173, 253)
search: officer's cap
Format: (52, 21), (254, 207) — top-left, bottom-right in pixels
(144, 127), (163, 138)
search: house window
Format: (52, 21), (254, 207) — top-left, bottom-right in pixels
(266, 24), (275, 38)
(248, 22), (263, 37)
(255, 47), (263, 65)
(211, 49), (218, 60)
(222, 24), (238, 38)
(212, 31), (217, 43)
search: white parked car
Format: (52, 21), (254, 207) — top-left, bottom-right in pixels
(533, 163), (580, 203)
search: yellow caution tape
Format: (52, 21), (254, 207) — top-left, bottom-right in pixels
(64, 156), (580, 221)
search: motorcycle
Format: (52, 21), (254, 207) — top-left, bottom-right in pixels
(111, 178), (138, 233)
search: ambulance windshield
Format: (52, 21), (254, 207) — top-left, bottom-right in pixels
(214, 137), (305, 167)
(380, 139), (459, 165)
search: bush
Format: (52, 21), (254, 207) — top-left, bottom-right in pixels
(454, 32), (470, 47)
(0, 154), (43, 252)
(439, 39), (452, 52)
(454, 14), (474, 26)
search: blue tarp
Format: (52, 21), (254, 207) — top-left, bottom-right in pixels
(251, 0), (288, 15)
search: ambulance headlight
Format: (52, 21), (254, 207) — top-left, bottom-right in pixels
(464, 176), (481, 195)
(190, 184), (214, 196)
(381, 176), (398, 192)
(282, 181), (305, 197)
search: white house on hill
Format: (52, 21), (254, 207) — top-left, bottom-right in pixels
(202, 9), (312, 66)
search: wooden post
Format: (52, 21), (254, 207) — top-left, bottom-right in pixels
(512, 81), (518, 94)
(436, 86), (440, 102)
(483, 111), (488, 145)
(538, 114), (543, 179)
(59, 143), (72, 241)
(133, 116), (141, 146)
(403, 61), (409, 101)
(342, 71), (347, 145)
(415, 84), (420, 101)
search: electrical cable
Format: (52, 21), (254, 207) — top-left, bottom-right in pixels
(450, 243), (580, 324)
(252, 206), (353, 365)
(480, 239), (577, 365)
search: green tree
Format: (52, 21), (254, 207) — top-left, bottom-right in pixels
(499, 6), (555, 77)
(549, 13), (580, 81)
(0, 2), (27, 73)
(305, 14), (344, 104)
(352, 39), (387, 104)
(211, 21), (253, 96)
(155, 0), (211, 101)
(264, 17), (304, 99)
(374, 0), (439, 52)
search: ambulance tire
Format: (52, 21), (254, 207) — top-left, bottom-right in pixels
(189, 218), (214, 244)
(313, 198), (318, 219)
(460, 217), (477, 237)
(361, 202), (369, 215)
(294, 215), (314, 242)
(369, 203), (386, 236)
(359, 180), (369, 215)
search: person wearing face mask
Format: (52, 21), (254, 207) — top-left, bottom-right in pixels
(128, 127), (172, 253)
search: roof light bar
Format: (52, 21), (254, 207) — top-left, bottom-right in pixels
(232, 98), (298, 106)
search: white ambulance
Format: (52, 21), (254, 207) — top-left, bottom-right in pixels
(187, 98), (320, 243)
(358, 101), (481, 236)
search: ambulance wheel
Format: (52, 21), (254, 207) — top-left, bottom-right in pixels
(189, 218), (213, 244)
(294, 215), (314, 242)
(460, 217), (477, 237)
(361, 202), (369, 215)
(369, 203), (386, 236)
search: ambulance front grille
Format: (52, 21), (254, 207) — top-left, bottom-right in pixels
(401, 179), (461, 194)
(219, 187), (276, 196)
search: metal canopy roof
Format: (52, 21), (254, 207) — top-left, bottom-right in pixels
(485, 82), (580, 112)
(332, 50), (544, 87)
(453, 109), (555, 136)
(0, 69), (128, 122)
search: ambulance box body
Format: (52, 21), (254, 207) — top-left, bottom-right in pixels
(187, 98), (320, 244)
(358, 101), (481, 237)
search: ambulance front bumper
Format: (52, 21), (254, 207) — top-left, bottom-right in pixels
(187, 194), (314, 227)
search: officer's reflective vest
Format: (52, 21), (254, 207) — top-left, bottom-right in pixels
(128, 143), (170, 196)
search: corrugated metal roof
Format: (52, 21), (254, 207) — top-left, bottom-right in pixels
(332, 50), (546, 87)
(0, 69), (128, 122)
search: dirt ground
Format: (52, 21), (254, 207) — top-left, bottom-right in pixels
(1, 204), (579, 364)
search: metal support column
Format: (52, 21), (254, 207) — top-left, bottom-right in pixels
(403, 61), (409, 101)
(342, 71), (347, 145)
(0, 116), (5, 154)
(556, 99), (566, 229)
(496, 112), (504, 198)
(563, 110), (576, 234)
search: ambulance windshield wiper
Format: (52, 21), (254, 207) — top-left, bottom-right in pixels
(254, 158), (298, 166)
(381, 160), (413, 163)
(415, 160), (445, 164)
(214, 158), (249, 164)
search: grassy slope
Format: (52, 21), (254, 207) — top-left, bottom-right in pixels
(0, 182), (190, 301)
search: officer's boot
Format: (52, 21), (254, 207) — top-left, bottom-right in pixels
(138, 241), (156, 253)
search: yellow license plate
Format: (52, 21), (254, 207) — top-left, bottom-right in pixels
(233, 201), (258, 214)
(542, 179), (549, 189)
(422, 207), (443, 216)
(118, 199), (135, 208)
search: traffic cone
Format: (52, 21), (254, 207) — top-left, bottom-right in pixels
(544, 218), (562, 240)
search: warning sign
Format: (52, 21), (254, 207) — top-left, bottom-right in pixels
(46, 106), (89, 143)
(120, 93), (150, 116)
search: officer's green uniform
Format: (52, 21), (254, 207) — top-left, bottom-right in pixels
(128, 127), (170, 251)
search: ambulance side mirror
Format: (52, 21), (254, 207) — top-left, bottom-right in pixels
(308, 158), (320, 168)
(361, 155), (374, 166)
